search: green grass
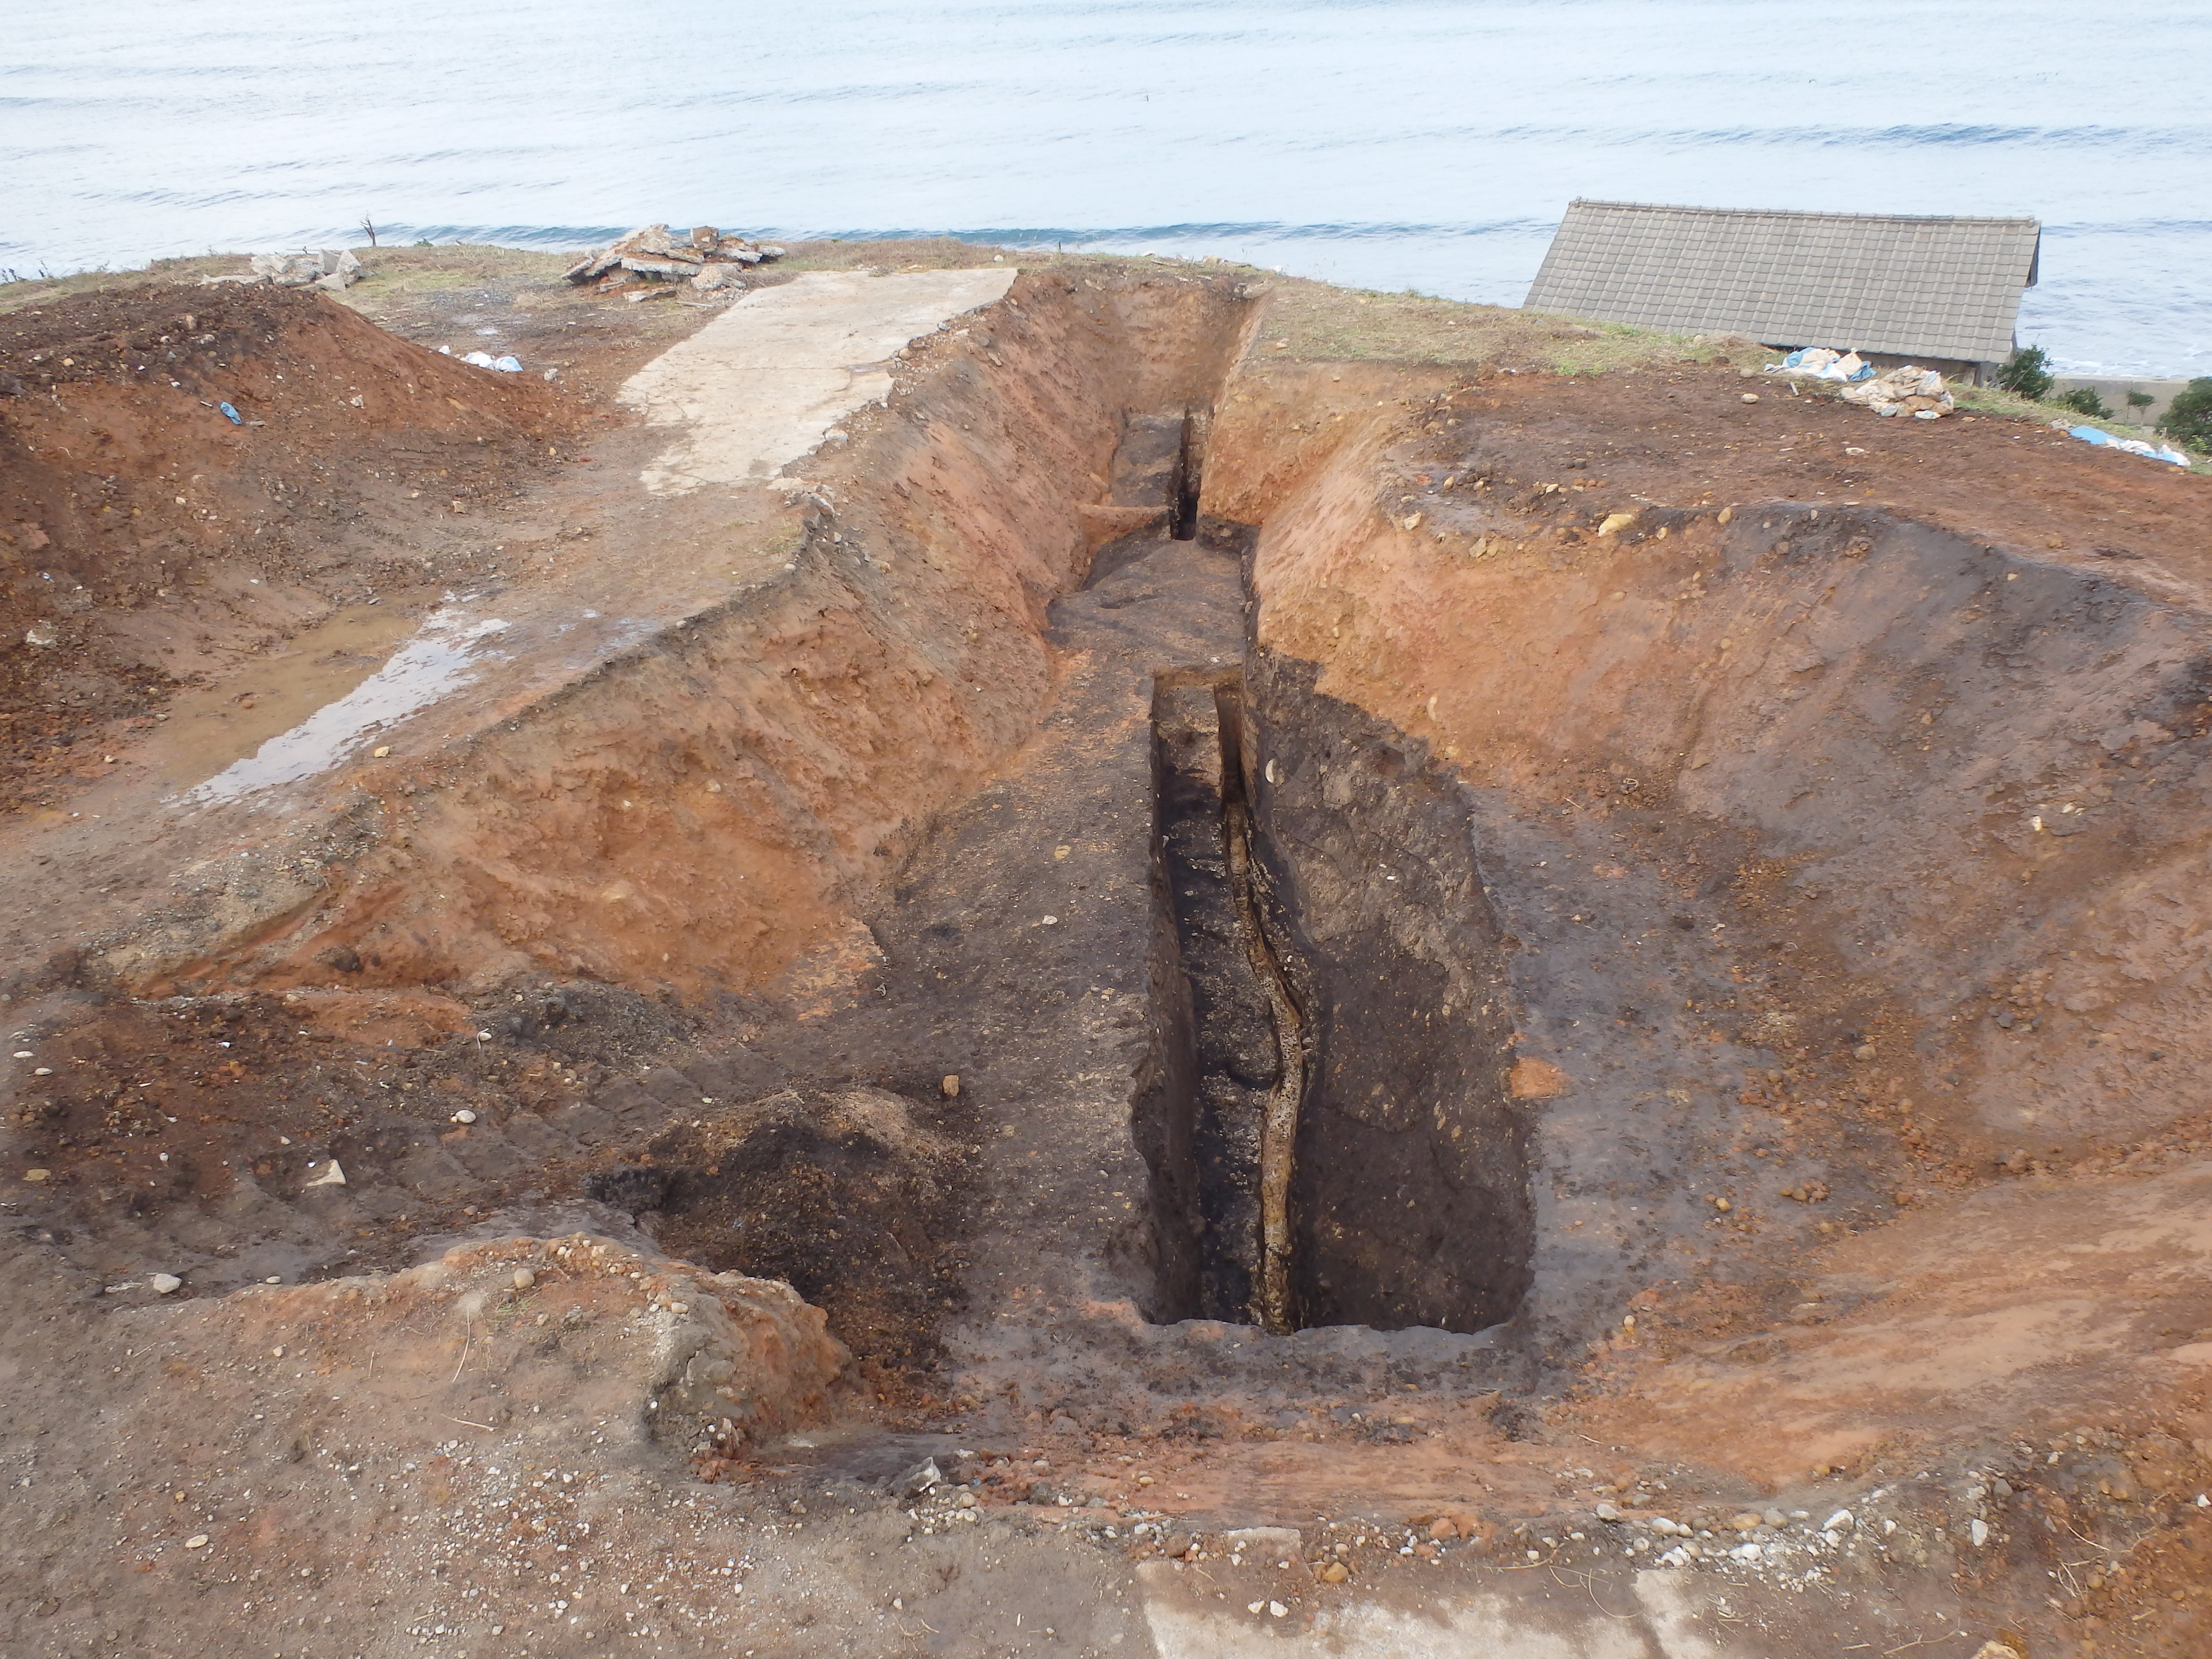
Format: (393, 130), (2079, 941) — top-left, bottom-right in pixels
(1951, 383), (2212, 475)
(0, 252), (241, 314)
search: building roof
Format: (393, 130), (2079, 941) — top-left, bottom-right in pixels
(1525, 200), (2041, 363)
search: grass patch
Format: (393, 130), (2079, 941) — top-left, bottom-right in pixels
(1952, 383), (2212, 475)
(0, 243), (582, 319)
(1237, 278), (1740, 374)
(0, 253), (240, 315)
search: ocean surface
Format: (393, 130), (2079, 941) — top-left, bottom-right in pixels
(5, 1), (2209, 376)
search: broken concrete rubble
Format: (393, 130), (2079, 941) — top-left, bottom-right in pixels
(200, 248), (365, 290)
(563, 222), (786, 294)
(1840, 362), (1956, 418)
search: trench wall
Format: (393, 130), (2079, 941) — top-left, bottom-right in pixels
(1245, 652), (1533, 1332)
(173, 274), (1260, 1006)
(1216, 370), (2212, 1154)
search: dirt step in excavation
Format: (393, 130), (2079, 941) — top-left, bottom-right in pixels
(4, 247), (2212, 1657)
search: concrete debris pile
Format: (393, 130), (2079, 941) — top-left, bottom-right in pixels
(1841, 364), (1956, 420)
(564, 224), (787, 297)
(1767, 346), (1875, 383)
(200, 249), (365, 291)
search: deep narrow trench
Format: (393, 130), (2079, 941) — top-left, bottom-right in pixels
(1150, 669), (1310, 1331)
(1171, 411), (1202, 541)
(1212, 677), (1306, 1331)
(1151, 668), (1282, 1326)
(1144, 641), (1537, 1338)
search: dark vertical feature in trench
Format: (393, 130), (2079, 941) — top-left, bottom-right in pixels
(1247, 652), (1535, 1334)
(1147, 668), (1303, 1327)
(1139, 642), (1536, 1336)
(1105, 408), (1209, 545)
(1172, 411), (1202, 541)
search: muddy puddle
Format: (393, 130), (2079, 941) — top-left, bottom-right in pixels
(120, 604), (409, 794)
(133, 603), (512, 804)
(179, 605), (513, 803)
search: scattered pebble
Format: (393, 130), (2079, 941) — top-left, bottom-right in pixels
(513, 1269), (536, 1291)
(22, 1168), (49, 1183)
(452, 1109), (478, 1125)
(150, 1274), (182, 1295)
(941, 1074), (960, 1098)
(184, 1534), (210, 1550)
(1741, 393), (1760, 404)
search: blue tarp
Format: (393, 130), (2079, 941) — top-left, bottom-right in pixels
(2067, 424), (2190, 467)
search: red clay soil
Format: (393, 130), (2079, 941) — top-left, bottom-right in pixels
(6, 262), (2212, 1656)
(1421, 364), (2212, 571)
(1210, 356), (2212, 1650)
(0, 284), (584, 811)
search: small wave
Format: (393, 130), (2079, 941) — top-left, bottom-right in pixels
(805, 219), (1559, 246)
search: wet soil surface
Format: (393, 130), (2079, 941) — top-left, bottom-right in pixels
(0, 283), (596, 813)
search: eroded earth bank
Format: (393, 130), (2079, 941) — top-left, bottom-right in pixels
(2, 244), (2211, 1657)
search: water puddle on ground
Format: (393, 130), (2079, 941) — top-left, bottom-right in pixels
(163, 604), (510, 805)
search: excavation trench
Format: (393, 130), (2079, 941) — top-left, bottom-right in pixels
(1150, 668), (1308, 1332)
(16, 257), (2212, 1656)
(1144, 645), (1535, 1338)
(31, 259), (2207, 1421)
(1, 272), (1545, 1385)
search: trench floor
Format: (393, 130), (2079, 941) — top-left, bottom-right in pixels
(731, 529), (1514, 1436)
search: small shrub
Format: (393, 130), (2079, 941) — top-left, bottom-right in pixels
(2127, 390), (2155, 414)
(2058, 387), (2112, 419)
(1996, 345), (2054, 401)
(2158, 378), (2212, 452)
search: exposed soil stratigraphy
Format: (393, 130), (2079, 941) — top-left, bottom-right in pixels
(2, 245), (2210, 1657)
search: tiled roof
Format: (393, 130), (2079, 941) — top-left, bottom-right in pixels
(1525, 201), (2041, 362)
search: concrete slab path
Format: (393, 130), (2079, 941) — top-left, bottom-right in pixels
(620, 267), (1019, 494)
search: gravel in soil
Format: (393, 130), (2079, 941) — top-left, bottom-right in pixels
(3, 243), (2212, 1655)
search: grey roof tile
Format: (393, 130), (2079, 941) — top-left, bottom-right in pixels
(1525, 201), (2041, 360)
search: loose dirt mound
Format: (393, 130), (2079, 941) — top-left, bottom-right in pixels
(0, 283), (581, 809)
(0, 1229), (850, 1656)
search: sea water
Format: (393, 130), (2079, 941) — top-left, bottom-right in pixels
(4, 0), (2207, 375)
